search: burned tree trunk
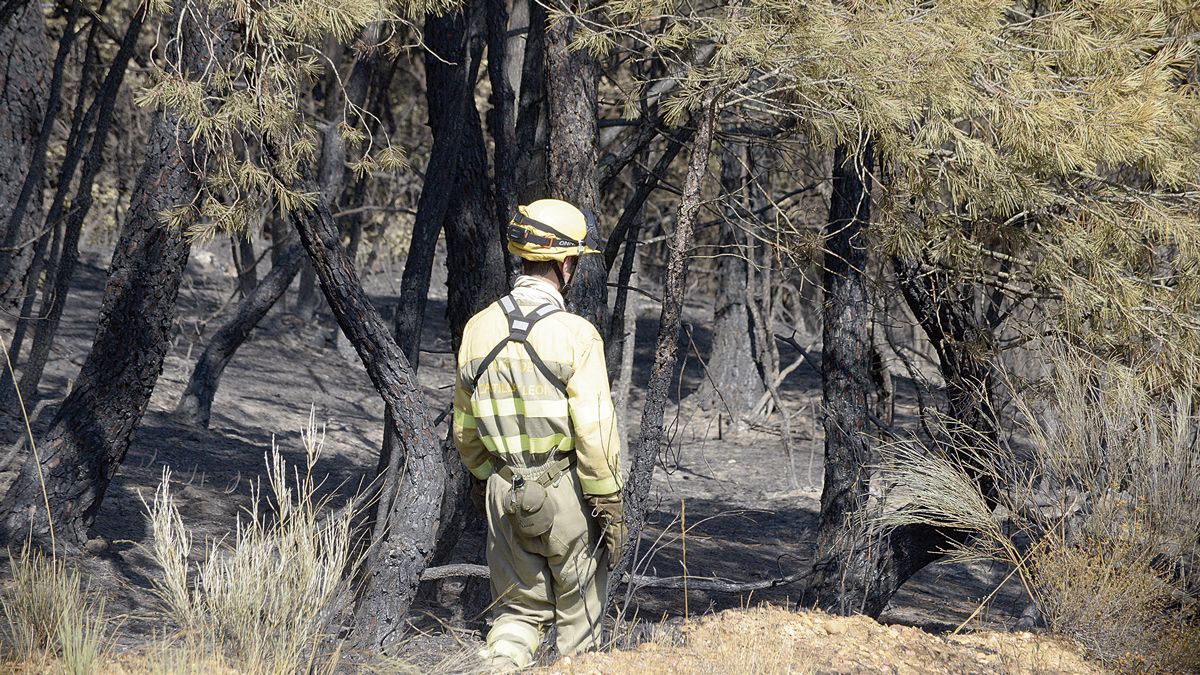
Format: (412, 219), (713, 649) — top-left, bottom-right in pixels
(0, 8), (218, 552)
(431, 79), (508, 570)
(544, 1), (607, 334)
(173, 242), (304, 427)
(892, 258), (998, 448)
(807, 148), (1000, 617)
(808, 143), (882, 614)
(231, 234), (257, 298)
(2, 42), (88, 378)
(514, 0), (548, 202)
(0, 0), (49, 309)
(391, 2), (481, 369)
(486, 0), (518, 227)
(376, 4), (494, 581)
(13, 5), (147, 405)
(288, 185), (445, 655)
(605, 149), (650, 388)
(443, 120), (507, 346)
(614, 101), (717, 588)
(699, 135), (766, 419)
(381, 1), (478, 472)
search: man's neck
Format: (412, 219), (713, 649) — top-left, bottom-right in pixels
(526, 272), (561, 292)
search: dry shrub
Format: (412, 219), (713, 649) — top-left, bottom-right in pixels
(1031, 534), (1195, 671)
(144, 412), (358, 675)
(877, 345), (1199, 670)
(1, 545), (109, 674)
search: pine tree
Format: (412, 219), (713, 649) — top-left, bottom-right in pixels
(577, 0), (1200, 614)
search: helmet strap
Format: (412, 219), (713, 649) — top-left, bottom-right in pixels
(552, 260), (567, 293)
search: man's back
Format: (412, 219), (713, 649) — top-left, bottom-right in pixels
(452, 200), (626, 670)
(453, 276), (621, 495)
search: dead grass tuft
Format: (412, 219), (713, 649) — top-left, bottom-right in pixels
(1, 545), (110, 674)
(143, 410), (358, 674)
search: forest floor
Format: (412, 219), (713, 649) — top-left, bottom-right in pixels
(0, 241), (1073, 672)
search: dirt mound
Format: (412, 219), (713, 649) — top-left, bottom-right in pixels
(545, 607), (1096, 674)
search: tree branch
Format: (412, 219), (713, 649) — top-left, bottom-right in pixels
(419, 563), (812, 593)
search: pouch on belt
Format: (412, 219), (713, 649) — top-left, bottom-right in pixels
(503, 476), (554, 538)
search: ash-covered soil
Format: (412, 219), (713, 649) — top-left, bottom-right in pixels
(2, 239), (1042, 670)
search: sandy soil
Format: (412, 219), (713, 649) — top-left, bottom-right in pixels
(546, 606), (1094, 674)
(1, 240), (1041, 670)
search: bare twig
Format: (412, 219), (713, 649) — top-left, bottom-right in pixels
(418, 563), (812, 593)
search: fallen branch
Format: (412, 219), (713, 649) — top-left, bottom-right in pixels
(750, 354), (805, 419)
(420, 563), (489, 581)
(626, 569), (811, 592)
(419, 563), (811, 592)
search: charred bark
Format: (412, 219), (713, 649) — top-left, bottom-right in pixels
(0, 0), (50, 309)
(1, 11), (104, 406)
(12, 6), (147, 407)
(426, 2), (511, 570)
(370, 6), (492, 589)
(443, 90), (506, 353)
(699, 135), (766, 418)
(294, 264), (319, 320)
(614, 101), (717, 592)
(514, 0), (548, 202)
(0, 0), (33, 29)
(439, 77), (509, 557)
(892, 258), (998, 448)
(486, 0), (518, 226)
(173, 242), (305, 427)
(605, 149), (649, 384)
(808, 143), (882, 614)
(0, 7), (215, 552)
(268, 212), (292, 265)
(391, 2), (481, 369)
(544, 1), (607, 334)
(1, 218), (57, 401)
(807, 148), (1000, 618)
(231, 234), (257, 298)
(288, 183), (445, 655)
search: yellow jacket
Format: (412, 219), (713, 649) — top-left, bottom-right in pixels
(452, 276), (623, 496)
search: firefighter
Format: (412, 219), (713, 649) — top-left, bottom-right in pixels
(452, 198), (626, 671)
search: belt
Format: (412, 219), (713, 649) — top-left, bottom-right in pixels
(493, 451), (575, 488)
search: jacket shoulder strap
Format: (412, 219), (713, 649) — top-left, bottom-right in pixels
(468, 297), (568, 394)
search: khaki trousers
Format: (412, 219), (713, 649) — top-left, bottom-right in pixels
(483, 466), (608, 668)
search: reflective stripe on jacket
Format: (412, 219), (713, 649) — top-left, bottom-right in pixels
(452, 276), (623, 496)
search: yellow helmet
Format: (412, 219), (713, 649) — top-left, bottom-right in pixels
(507, 199), (600, 262)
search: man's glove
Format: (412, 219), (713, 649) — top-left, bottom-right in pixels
(586, 493), (626, 570)
(470, 477), (487, 516)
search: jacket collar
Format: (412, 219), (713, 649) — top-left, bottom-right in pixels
(512, 275), (565, 310)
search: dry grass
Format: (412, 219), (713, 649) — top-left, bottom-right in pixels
(142, 410), (358, 674)
(876, 346), (1199, 670)
(1, 410), (464, 674)
(1, 545), (110, 674)
(1031, 535), (1196, 671)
